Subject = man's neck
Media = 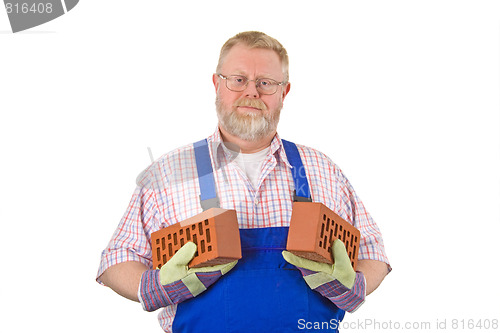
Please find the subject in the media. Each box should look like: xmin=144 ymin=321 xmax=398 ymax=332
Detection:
xmin=218 ymin=126 xmax=275 ymax=154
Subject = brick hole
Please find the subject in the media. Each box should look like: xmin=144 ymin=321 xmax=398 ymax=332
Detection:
xmin=163 ymin=254 xmax=167 ymax=263
xmin=204 ymin=219 xmax=209 ymax=225
xmin=329 ymin=229 xmax=333 ymax=246
xmin=323 ymin=236 xmax=328 ymax=249
xmin=206 ymin=228 xmax=211 ymax=243
xmin=200 ymin=240 xmax=206 ymax=253
xmin=193 ymin=234 xmax=198 ymax=246
xmin=179 ymin=229 xmax=183 ymax=235
xmin=353 ymin=245 xmax=357 ymax=259
xmin=343 ymin=229 xmax=346 ymax=241
xmin=186 ymin=228 xmax=191 ymax=240
xmin=320 ymin=222 xmax=325 ymax=238
xmin=207 ymin=245 xmax=212 ymax=252
xmin=156 ymin=248 xmax=161 ymax=262
xmin=319 ymin=240 xmax=323 ymax=247
xmin=323 ymin=214 xmax=327 ymax=221
xmin=192 ymin=224 xmax=196 ymax=230
xmin=161 ymin=238 xmax=166 ymax=250
xmin=326 ymin=218 xmax=330 ymax=231
xmin=156 ymin=239 xmax=160 ymax=245
xmin=167 ymin=234 xmax=171 ymax=240
xmin=173 ymin=233 xmax=178 ymax=245
xmin=168 ymin=243 xmax=173 ymax=257
xmin=334 ymin=223 xmax=338 ymax=237
xmin=198 ymin=222 xmax=204 ymax=235
xmin=180 ymin=238 xmax=185 ymax=247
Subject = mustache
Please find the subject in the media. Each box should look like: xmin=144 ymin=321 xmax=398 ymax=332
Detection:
xmin=233 ymin=98 xmax=267 ymax=111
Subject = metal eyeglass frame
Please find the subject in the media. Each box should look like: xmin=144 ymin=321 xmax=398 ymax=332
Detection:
xmin=217 ymin=73 xmax=286 ymax=95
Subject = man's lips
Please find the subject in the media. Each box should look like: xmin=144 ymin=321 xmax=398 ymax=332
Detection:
xmin=237 ymin=106 xmax=262 ymax=112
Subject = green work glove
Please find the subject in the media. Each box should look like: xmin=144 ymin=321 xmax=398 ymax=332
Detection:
xmin=140 ymin=242 xmax=237 ymax=311
xmin=283 ymin=239 xmax=366 ymax=312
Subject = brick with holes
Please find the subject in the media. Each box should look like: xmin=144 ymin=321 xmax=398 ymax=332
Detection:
xmin=151 ymin=208 xmax=242 ymax=269
xmin=286 ymin=202 xmax=360 ymax=270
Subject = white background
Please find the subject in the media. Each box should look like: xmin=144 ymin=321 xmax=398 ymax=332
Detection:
xmin=1 ymin=1 xmax=499 ymax=332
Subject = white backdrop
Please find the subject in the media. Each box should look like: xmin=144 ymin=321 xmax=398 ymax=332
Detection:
xmin=1 ymin=1 xmax=499 ymax=332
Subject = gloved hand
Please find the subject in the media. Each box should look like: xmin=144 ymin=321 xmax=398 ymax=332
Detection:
xmin=282 ymin=239 xmax=366 ymax=312
xmin=139 ymin=241 xmax=237 ymax=311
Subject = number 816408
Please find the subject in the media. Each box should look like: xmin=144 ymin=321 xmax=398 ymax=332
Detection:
xmin=5 ymin=2 xmax=53 ymax=14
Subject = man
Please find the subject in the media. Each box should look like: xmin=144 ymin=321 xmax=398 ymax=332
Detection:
xmin=97 ymin=31 xmax=390 ymax=332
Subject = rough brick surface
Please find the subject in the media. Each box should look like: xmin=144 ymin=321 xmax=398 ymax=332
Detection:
xmin=151 ymin=208 xmax=242 ymax=268
xmin=286 ymin=202 xmax=360 ymax=270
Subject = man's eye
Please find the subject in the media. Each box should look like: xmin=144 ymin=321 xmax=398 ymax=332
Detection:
xmin=259 ymin=79 xmax=273 ymax=87
xmin=232 ymin=76 xmax=246 ymax=84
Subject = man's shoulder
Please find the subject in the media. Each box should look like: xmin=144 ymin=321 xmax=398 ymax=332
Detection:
xmin=283 ymin=139 xmax=345 ymax=177
xmin=158 ymin=142 xmax=197 ymax=163
xmin=284 ymin=141 xmax=351 ymax=190
xmin=289 ymin=141 xmax=334 ymax=165
xmin=136 ymin=142 xmax=197 ymax=188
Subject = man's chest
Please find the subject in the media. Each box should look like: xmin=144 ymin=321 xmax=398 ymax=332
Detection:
xmin=156 ymin=160 xmax=297 ymax=229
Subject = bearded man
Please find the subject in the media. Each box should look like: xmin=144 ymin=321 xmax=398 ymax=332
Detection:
xmin=97 ymin=31 xmax=391 ymax=333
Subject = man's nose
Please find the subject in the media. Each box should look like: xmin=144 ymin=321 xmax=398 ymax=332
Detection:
xmin=244 ymin=80 xmax=260 ymax=98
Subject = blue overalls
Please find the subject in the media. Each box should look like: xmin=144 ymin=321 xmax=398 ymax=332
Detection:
xmin=172 ymin=140 xmax=345 ymax=332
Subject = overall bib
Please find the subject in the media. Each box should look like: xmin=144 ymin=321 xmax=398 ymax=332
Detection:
xmin=172 ymin=140 xmax=345 ymax=332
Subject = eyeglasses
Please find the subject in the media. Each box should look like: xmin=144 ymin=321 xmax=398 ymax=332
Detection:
xmin=217 ymin=74 xmax=286 ymax=95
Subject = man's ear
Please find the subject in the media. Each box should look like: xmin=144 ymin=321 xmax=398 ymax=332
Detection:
xmin=213 ymin=74 xmax=220 ymax=93
xmin=282 ymin=82 xmax=291 ymax=101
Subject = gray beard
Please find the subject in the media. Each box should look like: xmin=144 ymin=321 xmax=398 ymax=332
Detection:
xmin=216 ymin=97 xmax=281 ymax=142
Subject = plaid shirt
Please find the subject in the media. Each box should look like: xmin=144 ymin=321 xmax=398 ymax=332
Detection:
xmin=97 ymin=128 xmax=390 ymax=332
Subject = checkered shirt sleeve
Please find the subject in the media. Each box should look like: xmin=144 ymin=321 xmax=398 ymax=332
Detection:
xmin=96 ymin=185 xmax=160 ymax=282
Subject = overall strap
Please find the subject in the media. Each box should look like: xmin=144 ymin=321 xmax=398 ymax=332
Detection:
xmin=193 ymin=139 xmax=220 ymax=210
xmin=282 ymin=139 xmax=312 ymax=202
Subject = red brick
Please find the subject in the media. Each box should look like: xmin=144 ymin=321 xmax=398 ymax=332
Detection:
xmin=286 ymin=202 xmax=360 ymax=270
xmin=151 ymin=208 xmax=242 ymax=268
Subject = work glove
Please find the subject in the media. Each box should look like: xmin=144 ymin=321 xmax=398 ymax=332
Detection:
xmin=139 ymin=241 xmax=237 ymax=311
xmin=282 ymin=239 xmax=366 ymax=312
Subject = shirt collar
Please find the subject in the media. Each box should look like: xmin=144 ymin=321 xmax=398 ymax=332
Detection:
xmin=206 ymin=126 xmax=292 ymax=169
xmin=207 ymin=126 xmax=224 ymax=148
xmin=271 ymin=132 xmax=293 ymax=169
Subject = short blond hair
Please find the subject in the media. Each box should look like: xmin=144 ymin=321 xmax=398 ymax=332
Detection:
xmin=216 ymin=31 xmax=289 ymax=82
